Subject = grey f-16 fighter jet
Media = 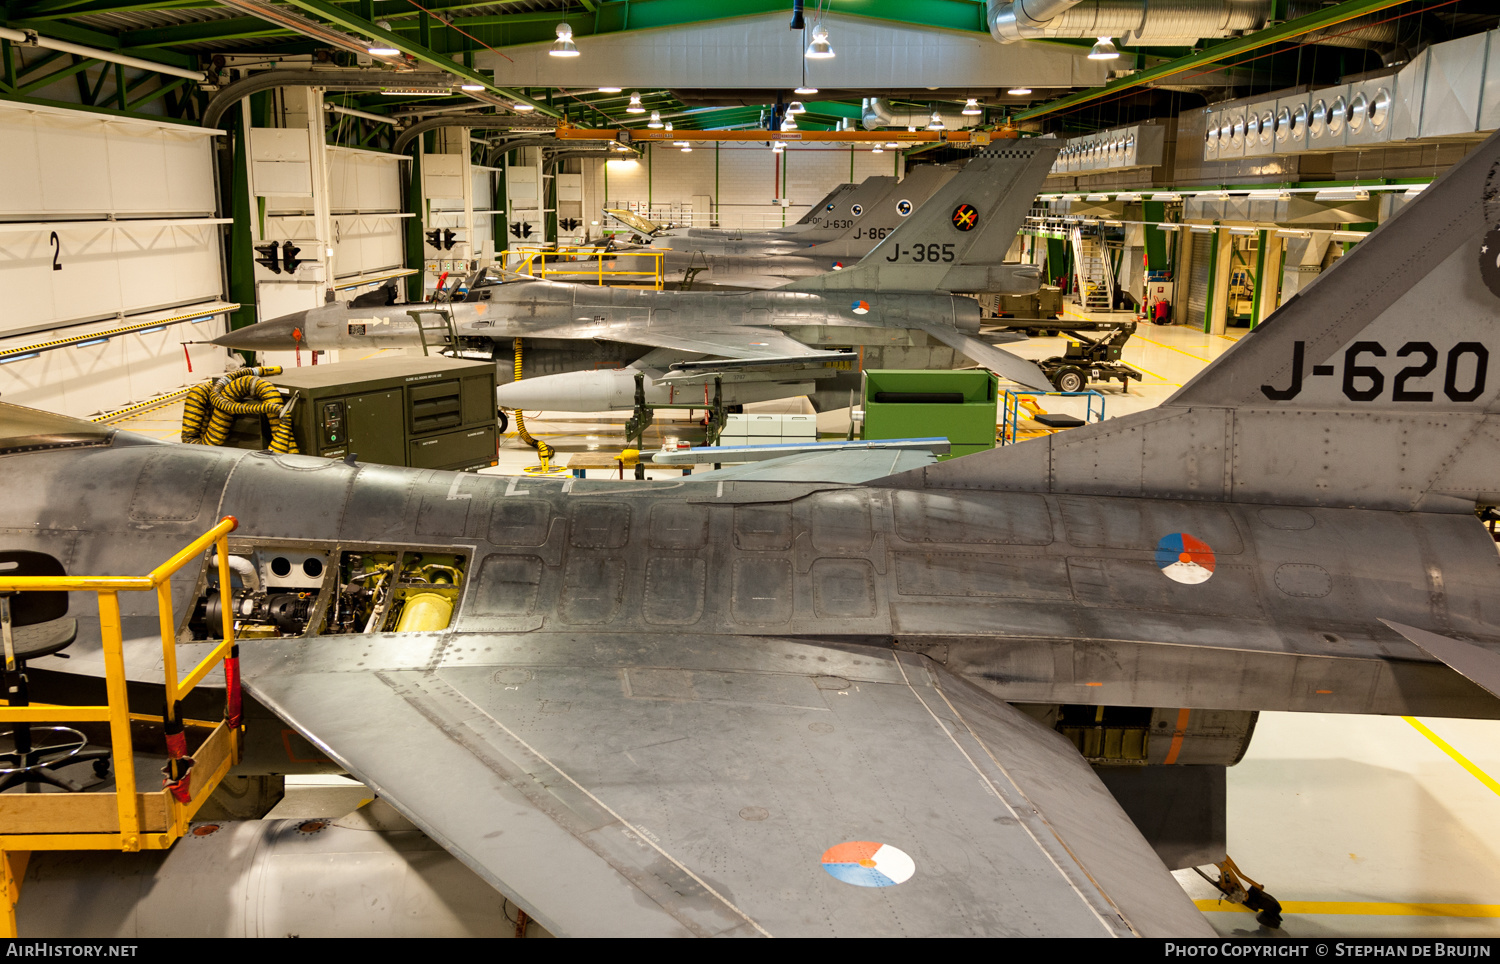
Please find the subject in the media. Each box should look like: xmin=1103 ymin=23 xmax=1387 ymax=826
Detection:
xmin=598 ymin=167 xmax=959 ymax=290
xmin=215 ymin=143 xmax=1057 ymax=411
xmin=7 ymin=127 xmax=1500 ymax=937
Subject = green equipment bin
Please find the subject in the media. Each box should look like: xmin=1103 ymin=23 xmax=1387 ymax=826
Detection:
xmin=861 ymin=369 xmax=998 ymax=460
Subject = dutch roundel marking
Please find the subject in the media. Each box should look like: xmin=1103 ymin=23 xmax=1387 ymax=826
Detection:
xmin=832 ymin=261 xmax=845 ymax=270
xmin=821 ymin=841 xmax=915 ymax=887
xmin=1481 ymin=227 xmax=1500 ymax=299
xmin=952 ymin=203 xmax=979 ymax=232
xmin=896 ymin=199 xmax=913 ymax=217
xmin=1156 ymin=533 xmax=1216 ymax=584
xmin=826 ymin=202 xmax=836 ymax=211
xmin=851 ymin=204 xmax=864 ymax=217
xmin=851 ymin=300 xmax=870 ymax=314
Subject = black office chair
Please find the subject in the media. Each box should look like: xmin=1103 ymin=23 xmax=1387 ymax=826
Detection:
xmin=0 ymin=551 xmax=111 ymax=793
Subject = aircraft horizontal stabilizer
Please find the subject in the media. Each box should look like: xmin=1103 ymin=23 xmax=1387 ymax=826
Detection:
xmin=914 ymin=322 xmax=1053 ymax=392
xmin=1381 ymin=619 xmax=1500 ymax=701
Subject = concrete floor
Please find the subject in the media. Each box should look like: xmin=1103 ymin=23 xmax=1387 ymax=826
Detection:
xmin=102 ymin=314 xmax=1500 ymax=938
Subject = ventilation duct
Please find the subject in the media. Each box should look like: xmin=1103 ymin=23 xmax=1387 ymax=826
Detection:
xmin=1052 ymin=122 xmax=1166 ymax=174
xmin=987 ymin=0 xmax=1267 ymax=46
xmin=860 ymin=98 xmax=977 ymax=131
xmin=986 ymin=0 xmax=1395 ymax=52
xmin=1201 ymin=26 xmax=1500 ymax=163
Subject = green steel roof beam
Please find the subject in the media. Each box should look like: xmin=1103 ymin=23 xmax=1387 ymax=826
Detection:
xmin=14 ymin=0 xmax=207 ymax=21
xmin=17 ymin=53 xmax=98 ymax=95
xmin=275 ymin=0 xmax=562 ymax=117
xmin=1014 ymin=0 xmax=1414 ymax=122
xmin=122 ymin=17 xmax=293 ymax=48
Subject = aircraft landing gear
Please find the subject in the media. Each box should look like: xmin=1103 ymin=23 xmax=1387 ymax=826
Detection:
xmin=1196 ymin=857 xmax=1283 ymax=929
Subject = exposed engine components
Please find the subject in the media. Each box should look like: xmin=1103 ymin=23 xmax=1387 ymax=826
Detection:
xmin=180 ymin=366 xmax=299 ymax=453
xmin=1018 ymin=704 xmax=1259 ymax=766
xmin=189 ymin=546 xmax=467 ymax=640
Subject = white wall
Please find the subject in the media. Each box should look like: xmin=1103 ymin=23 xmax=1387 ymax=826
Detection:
xmin=585 ymin=142 xmax=902 ymax=231
xmin=264 ymin=146 xmax=407 ymax=282
xmin=0 ymin=102 xmax=233 ymax=417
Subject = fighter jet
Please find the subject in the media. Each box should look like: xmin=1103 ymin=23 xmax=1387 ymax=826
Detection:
xmin=7 ymin=128 xmax=1500 ymax=937
xmin=652 ymin=177 xmax=872 ymax=242
xmin=589 ymin=167 xmax=956 ymax=290
xmin=612 ymin=174 xmax=899 ymax=248
xmin=214 ymin=145 xmax=1055 ymax=413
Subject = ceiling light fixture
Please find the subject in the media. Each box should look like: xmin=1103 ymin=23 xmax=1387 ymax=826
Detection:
xmin=789 ymin=101 xmax=806 ymax=114
xmin=805 ymin=23 xmax=834 ymax=60
xmin=368 ymin=19 xmax=399 ymax=56
xmin=648 ymin=110 xmax=663 ymax=128
xmin=665 ymin=121 xmax=673 ymax=131
xmin=1088 ymin=36 xmax=1119 ymax=60
xmin=782 ymin=113 xmax=798 ymax=131
xmin=626 ymin=92 xmax=645 ymax=113
xmin=598 ymin=86 xmax=622 ymax=93
xmin=1007 ymin=86 xmax=1032 ymax=96
xmin=871 ymin=145 xmax=883 ymax=153
xmin=459 ymin=83 xmax=485 ymax=92
xmin=926 ymin=111 xmax=945 ymax=131
xmin=772 ymin=141 xmax=785 ymax=153
xmin=1314 ymin=187 xmax=1370 ymax=202
xmin=512 ymin=101 xmax=534 ymax=112
xmin=962 ymin=98 xmax=982 ymax=116
xmin=550 ymin=22 xmax=579 ymax=57
xmin=795 ymin=86 xmax=818 ymax=95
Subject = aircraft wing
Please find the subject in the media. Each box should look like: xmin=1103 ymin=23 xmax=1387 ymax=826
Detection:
xmin=241 ymin=634 xmax=1213 ymax=937
xmin=677 ymin=447 xmax=940 ymax=484
xmin=687 ymin=274 xmax=796 ymax=290
xmin=582 ymin=326 xmax=827 ymax=362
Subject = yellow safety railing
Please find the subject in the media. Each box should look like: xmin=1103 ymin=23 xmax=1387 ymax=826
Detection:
xmin=502 ymin=246 xmax=664 ymax=289
xmin=0 ymin=516 xmax=242 ymax=936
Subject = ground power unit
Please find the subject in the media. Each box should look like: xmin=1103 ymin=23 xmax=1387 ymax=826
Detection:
xmin=266 ymin=355 xmax=498 ymax=471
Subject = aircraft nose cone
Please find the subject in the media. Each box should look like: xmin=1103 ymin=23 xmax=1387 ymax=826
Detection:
xmin=211 ymin=312 xmax=311 ymax=351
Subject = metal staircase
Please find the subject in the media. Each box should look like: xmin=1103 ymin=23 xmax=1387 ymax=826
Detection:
xmin=1070 ymin=226 xmax=1115 ymax=312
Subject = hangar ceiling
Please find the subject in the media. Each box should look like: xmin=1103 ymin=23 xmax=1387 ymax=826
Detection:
xmin=0 ymin=1 xmax=1498 ymax=142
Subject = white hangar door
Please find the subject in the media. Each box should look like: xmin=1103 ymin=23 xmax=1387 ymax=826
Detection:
xmin=0 ymin=102 xmax=231 ymax=418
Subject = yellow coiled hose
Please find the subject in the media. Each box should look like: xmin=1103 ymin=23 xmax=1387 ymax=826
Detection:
xmin=510 ymin=337 xmax=551 ymax=460
xmin=180 ymin=367 xmax=298 ymax=453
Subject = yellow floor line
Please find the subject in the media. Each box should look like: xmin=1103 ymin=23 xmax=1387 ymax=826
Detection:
xmin=1404 ymin=717 xmax=1500 ymax=797
xmin=1132 ymin=333 xmax=1215 ymax=364
xmin=1118 ymin=358 xmax=1180 ymax=387
xmin=1196 ymin=900 xmax=1500 ymax=918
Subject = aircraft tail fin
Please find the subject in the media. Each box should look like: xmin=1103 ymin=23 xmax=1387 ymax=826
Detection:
xmin=883 ymin=128 xmax=1500 ymax=512
xmin=785 ymin=141 xmax=1060 ymax=295
xmin=794 ymin=183 xmax=857 ymax=227
xmin=796 ymin=177 xmax=895 ymax=240
xmin=810 ymin=166 xmax=958 ymax=256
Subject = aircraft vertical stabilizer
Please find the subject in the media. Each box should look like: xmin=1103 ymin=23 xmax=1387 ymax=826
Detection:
xmin=784 ymin=141 xmax=1060 ymax=294
xmin=808 ymin=165 xmax=958 ymax=258
xmin=882 ymin=128 xmax=1500 ymax=512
